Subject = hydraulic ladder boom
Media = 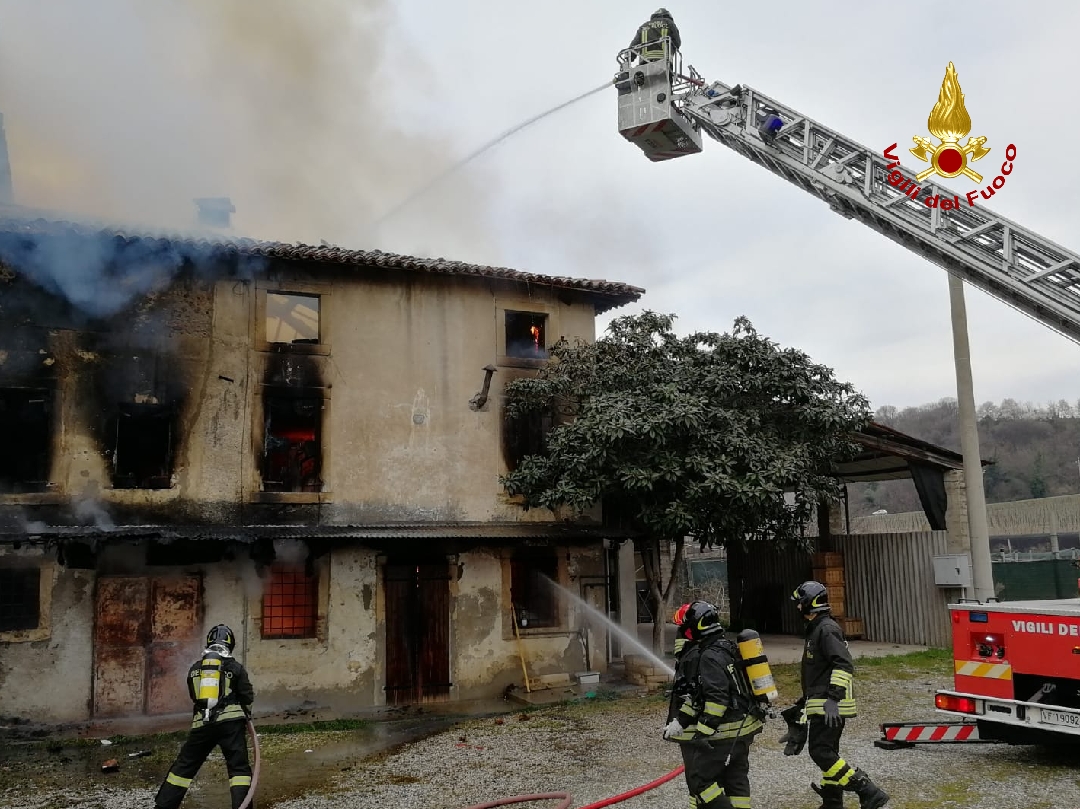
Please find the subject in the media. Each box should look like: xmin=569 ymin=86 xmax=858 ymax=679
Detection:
xmin=614 ymin=52 xmax=1080 ymax=344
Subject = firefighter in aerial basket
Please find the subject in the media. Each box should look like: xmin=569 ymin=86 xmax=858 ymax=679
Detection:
xmin=663 ymin=601 xmax=764 ymax=809
xmin=786 ymin=581 xmax=890 ymax=809
xmin=155 ymin=624 xmax=255 ymax=809
xmin=629 ymin=7 xmax=682 ymax=64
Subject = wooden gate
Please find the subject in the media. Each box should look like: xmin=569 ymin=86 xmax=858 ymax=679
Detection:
xmin=93 ymin=576 xmax=202 ymax=717
xmin=384 ymin=562 xmax=451 ymax=705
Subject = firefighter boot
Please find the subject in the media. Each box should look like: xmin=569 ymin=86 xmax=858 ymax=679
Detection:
xmin=811 ymin=782 xmax=844 ymax=809
xmin=845 ymin=768 xmax=890 ymax=809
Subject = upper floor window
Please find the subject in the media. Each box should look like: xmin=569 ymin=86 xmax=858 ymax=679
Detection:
xmin=0 ymin=388 xmax=52 ymax=493
xmin=261 ymin=394 xmax=323 ymax=492
xmin=505 ymin=311 xmax=548 ymax=360
xmin=503 ymin=404 xmax=554 ymax=473
xmin=266 ymin=293 xmax=321 ymax=346
xmin=109 ymin=403 xmax=176 ymax=489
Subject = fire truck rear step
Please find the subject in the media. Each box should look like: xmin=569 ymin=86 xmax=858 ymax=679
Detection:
xmin=875 ymin=720 xmax=1000 ymax=749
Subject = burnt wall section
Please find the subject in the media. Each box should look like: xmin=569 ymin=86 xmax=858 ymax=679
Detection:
xmin=0 ymin=267 xmax=62 ymax=494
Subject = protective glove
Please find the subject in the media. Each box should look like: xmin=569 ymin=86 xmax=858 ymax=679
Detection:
xmin=663 ymin=718 xmax=685 ymax=739
xmin=778 ymin=721 xmax=807 ymax=756
xmin=823 ymin=698 xmax=842 ymax=727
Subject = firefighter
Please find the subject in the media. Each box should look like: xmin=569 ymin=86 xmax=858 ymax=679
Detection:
xmin=629 ymin=8 xmax=682 ymax=64
xmin=663 ymin=601 xmax=763 ymax=809
xmin=790 ymin=581 xmax=890 ymax=809
xmin=154 ymin=624 xmax=255 ymax=809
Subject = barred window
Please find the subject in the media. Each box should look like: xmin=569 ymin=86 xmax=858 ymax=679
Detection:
xmin=0 ymin=568 xmax=41 ymax=632
xmin=261 ymin=565 xmax=318 ymax=639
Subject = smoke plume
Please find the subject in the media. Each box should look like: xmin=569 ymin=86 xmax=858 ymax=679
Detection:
xmin=0 ymin=1 xmax=499 ymax=261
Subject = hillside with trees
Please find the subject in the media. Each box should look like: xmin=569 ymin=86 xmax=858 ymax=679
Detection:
xmin=850 ymin=398 xmax=1080 ymax=517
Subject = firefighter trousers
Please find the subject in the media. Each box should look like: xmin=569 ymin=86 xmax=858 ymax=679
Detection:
xmin=154 ymin=718 xmax=253 ymax=809
xmin=679 ymin=738 xmax=752 ymax=808
xmin=806 ymin=716 xmax=856 ymax=790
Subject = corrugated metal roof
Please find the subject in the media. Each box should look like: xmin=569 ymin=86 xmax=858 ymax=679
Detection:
xmin=0 ymin=522 xmax=635 ymax=543
xmin=0 ymin=212 xmax=645 ymax=312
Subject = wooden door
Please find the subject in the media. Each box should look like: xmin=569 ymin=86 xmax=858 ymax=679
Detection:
xmin=93 ymin=575 xmax=202 ymax=717
xmin=384 ymin=562 xmax=451 ymax=705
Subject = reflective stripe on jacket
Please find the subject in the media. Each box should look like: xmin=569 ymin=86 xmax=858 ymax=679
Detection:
xmin=667 ymin=634 xmax=763 ymax=743
xmin=800 ymin=614 xmax=857 ymax=717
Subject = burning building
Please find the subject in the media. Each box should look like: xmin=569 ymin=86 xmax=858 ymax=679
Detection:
xmin=0 ymin=197 xmax=645 ymax=727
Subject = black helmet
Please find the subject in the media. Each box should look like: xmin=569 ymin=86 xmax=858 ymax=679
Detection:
xmin=792 ymin=581 xmax=830 ymax=616
xmin=206 ymin=623 xmax=235 ymax=653
xmin=652 ymin=7 xmax=673 ymax=19
xmin=676 ymin=600 xmax=724 ymax=641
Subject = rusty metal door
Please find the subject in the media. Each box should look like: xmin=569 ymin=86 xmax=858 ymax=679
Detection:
xmin=383 ymin=562 xmax=451 ymax=705
xmin=93 ymin=575 xmax=202 ymax=717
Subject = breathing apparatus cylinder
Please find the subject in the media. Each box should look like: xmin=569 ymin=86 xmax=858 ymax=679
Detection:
xmin=735 ymin=629 xmax=778 ymax=705
xmin=196 ymin=652 xmax=224 ymax=721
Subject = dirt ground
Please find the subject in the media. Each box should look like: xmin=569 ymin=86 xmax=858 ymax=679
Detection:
xmin=2 ymin=649 xmax=1078 ymax=809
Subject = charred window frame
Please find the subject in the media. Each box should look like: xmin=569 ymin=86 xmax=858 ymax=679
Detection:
xmin=510 ymin=550 xmax=559 ymax=630
xmin=261 ymin=563 xmax=319 ymax=639
xmin=0 ymin=387 xmax=52 ymax=493
xmin=504 ymin=311 xmax=549 ymax=360
xmin=502 ymin=402 xmax=555 ymax=473
xmin=266 ymin=292 xmax=321 ymax=346
xmin=108 ymin=403 xmax=176 ymax=489
xmin=0 ymin=568 xmax=41 ymax=633
xmin=261 ymin=391 xmax=324 ymax=493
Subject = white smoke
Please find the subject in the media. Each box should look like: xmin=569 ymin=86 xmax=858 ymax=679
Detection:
xmin=0 ymin=0 xmax=499 ymax=261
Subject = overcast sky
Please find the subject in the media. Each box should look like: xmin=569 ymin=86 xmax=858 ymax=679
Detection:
xmin=1 ymin=1 xmax=1077 ymax=413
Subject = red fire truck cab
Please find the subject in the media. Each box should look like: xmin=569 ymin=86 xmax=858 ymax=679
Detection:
xmin=935 ymin=599 xmax=1080 ymax=744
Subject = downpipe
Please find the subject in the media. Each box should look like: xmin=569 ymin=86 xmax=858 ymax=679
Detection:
xmin=237 ymin=719 xmax=262 ymax=809
xmin=459 ymin=765 xmax=685 ymax=809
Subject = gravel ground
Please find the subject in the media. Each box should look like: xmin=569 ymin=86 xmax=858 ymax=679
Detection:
xmin=4 ymin=652 xmax=1079 ymax=809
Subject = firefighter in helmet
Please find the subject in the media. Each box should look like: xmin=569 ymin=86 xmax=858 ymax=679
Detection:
xmin=629 ymin=8 xmax=682 ymax=64
xmin=788 ymin=581 xmax=890 ymax=809
xmin=663 ymin=601 xmax=763 ymax=809
xmin=155 ymin=624 xmax=255 ymax=809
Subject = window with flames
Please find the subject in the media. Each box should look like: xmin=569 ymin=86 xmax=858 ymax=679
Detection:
xmin=261 ymin=564 xmax=319 ymax=639
xmin=505 ymin=311 xmax=549 ymax=360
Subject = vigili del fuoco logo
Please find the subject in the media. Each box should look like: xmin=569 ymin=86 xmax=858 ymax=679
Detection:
xmin=882 ymin=61 xmax=1016 ymax=210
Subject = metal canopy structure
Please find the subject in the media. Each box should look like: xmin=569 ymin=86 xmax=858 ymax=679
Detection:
xmin=837 ymin=422 xmax=989 ymax=483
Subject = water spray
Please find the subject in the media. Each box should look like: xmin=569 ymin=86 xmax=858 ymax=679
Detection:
xmin=370 ymin=80 xmax=613 ymax=228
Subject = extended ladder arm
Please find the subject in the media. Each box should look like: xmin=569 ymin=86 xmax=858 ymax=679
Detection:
xmin=675 ymin=79 xmax=1080 ymax=345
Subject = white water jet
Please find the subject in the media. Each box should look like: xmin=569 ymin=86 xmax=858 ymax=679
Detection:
xmin=545 ymin=577 xmax=676 ymax=678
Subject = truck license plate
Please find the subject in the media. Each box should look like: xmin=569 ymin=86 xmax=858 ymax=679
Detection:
xmin=1040 ymin=708 xmax=1080 ymax=729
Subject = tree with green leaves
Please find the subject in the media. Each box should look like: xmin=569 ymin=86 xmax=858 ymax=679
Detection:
xmin=500 ymin=311 xmax=872 ymax=654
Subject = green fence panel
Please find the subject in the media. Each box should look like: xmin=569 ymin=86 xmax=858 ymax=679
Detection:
xmin=993 ymin=559 xmax=1078 ymax=601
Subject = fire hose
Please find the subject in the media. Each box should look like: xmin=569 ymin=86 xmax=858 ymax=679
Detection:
xmin=237 ymin=719 xmax=262 ymax=809
xmin=459 ymin=765 xmax=685 ymax=809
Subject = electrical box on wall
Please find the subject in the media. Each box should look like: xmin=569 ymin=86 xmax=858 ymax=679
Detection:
xmin=932 ymin=554 xmax=973 ymax=588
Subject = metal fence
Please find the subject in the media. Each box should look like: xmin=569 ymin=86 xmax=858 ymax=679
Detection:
xmin=993 ymin=558 xmax=1080 ymax=600
xmin=833 ymin=532 xmax=957 ymax=648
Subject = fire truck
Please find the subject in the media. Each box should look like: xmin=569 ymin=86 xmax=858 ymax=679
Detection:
xmin=612 ymin=42 xmax=1080 ymax=745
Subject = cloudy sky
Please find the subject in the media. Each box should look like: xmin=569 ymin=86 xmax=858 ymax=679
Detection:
xmin=1 ymin=1 xmax=1077 ymax=412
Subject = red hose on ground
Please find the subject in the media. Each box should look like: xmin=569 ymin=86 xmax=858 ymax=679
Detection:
xmin=459 ymin=765 xmax=685 ymax=809
xmin=237 ymin=719 xmax=261 ymax=809
xmin=577 ymin=765 xmax=685 ymax=809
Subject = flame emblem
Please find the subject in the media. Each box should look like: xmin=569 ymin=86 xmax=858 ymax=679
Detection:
xmin=910 ymin=62 xmax=990 ymax=183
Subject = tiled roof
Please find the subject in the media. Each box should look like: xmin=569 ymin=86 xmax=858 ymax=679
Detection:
xmin=0 ymin=211 xmax=645 ymax=312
